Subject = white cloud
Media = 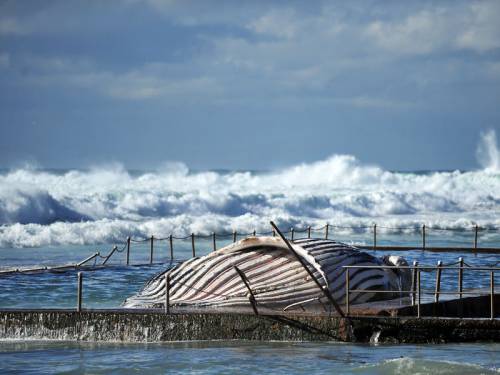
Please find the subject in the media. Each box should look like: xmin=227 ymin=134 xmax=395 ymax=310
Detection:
xmin=19 ymin=57 xmax=222 ymax=101
xmin=365 ymin=10 xmax=449 ymax=55
xmin=365 ymin=2 xmax=500 ymax=55
xmin=455 ymin=2 xmax=500 ymax=52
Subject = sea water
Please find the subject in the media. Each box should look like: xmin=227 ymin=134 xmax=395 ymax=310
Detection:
xmin=0 ymin=141 xmax=499 ymax=373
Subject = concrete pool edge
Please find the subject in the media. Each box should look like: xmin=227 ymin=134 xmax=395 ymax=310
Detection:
xmin=0 ymin=309 xmax=499 ymax=344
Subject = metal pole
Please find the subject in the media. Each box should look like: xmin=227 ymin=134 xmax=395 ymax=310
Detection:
xmin=325 ymin=223 xmax=329 ymax=239
xmin=126 ymin=237 xmax=131 ymax=266
xmin=458 ymin=257 xmax=463 ymax=299
xmin=270 ymin=221 xmax=345 ymax=317
xmin=474 ymin=225 xmax=478 ymax=251
xmin=291 ymin=228 xmax=294 ymax=241
xmin=165 ymin=273 xmax=170 ymax=314
xmin=307 ymin=226 xmax=311 ymax=239
xmin=345 ymin=269 xmax=350 ymax=316
xmin=102 ymin=245 xmax=118 ymax=266
xmin=411 ymin=261 xmax=418 ymax=306
xmin=77 ymin=272 xmax=83 ymax=312
xmin=169 ymin=234 xmax=173 ymax=260
xmin=435 ymin=260 xmax=442 ymax=303
xmin=191 ymin=233 xmax=196 ymax=257
xmin=150 ymin=235 xmax=154 ymax=264
xmin=233 ymin=266 xmax=258 ymax=316
xmin=491 ymin=271 xmax=495 ymax=320
xmin=417 ymin=270 xmax=421 ymax=318
xmin=212 ymin=232 xmax=216 ymax=252
xmin=373 ymin=224 xmax=377 ymax=249
xmin=422 ymin=225 xmax=426 ymax=250
xmin=233 ymin=231 xmax=237 ymax=243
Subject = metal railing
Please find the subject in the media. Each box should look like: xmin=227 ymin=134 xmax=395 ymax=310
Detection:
xmin=343 ymin=264 xmax=498 ymax=320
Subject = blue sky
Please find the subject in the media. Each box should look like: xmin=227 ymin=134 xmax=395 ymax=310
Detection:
xmin=0 ymin=0 xmax=499 ymax=171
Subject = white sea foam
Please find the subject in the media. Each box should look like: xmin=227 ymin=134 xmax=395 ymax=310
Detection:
xmin=0 ymin=132 xmax=499 ymax=247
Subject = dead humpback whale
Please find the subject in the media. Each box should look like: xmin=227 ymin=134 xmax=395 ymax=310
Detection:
xmin=123 ymin=237 xmax=411 ymax=312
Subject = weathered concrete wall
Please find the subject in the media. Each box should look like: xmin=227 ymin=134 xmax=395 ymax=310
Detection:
xmin=0 ymin=310 xmax=499 ymax=344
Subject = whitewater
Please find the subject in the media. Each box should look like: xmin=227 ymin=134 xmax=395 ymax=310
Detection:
xmin=0 ymin=130 xmax=499 ymax=248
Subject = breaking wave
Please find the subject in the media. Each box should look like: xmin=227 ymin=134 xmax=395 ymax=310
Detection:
xmin=0 ymin=130 xmax=499 ymax=247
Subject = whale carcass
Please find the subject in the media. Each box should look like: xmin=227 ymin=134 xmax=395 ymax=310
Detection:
xmin=123 ymin=237 xmax=411 ymax=312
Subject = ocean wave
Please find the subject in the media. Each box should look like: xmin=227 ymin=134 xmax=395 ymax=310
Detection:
xmin=0 ymin=130 xmax=499 ymax=247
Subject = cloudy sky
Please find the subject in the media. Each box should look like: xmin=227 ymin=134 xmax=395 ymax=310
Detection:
xmin=0 ymin=0 xmax=499 ymax=171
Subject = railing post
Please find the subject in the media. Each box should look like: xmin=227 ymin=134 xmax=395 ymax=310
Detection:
xmin=77 ymin=272 xmax=83 ymax=312
xmin=474 ymin=225 xmax=479 ymax=251
xmin=417 ymin=269 xmax=421 ymax=318
xmin=165 ymin=273 xmax=170 ymax=314
xmin=169 ymin=234 xmax=173 ymax=260
xmin=191 ymin=233 xmax=196 ymax=257
xmin=373 ymin=224 xmax=377 ymax=249
xmin=458 ymin=257 xmax=463 ymax=299
xmin=307 ymin=226 xmax=311 ymax=239
xmin=422 ymin=225 xmax=426 ymax=250
xmin=411 ymin=261 xmax=418 ymax=306
xmin=491 ymin=271 xmax=495 ymax=320
xmin=435 ymin=260 xmax=442 ymax=303
xmin=212 ymin=232 xmax=216 ymax=252
xmin=233 ymin=231 xmax=237 ymax=243
xmin=126 ymin=236 xmax=131 ymax=266
xmin=325 ymin=223 xmax=329 ymax=239
xmin=345 ymin=269 xmax=350 ymax=316
xmin=291 ymin=228 xmax=294 ymax=241
xmin=150 ymin=235 xmax=154 ymax=264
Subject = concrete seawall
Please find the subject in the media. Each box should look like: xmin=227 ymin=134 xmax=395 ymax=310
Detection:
xmin=1 ymin=310 xmax=499 ymax=344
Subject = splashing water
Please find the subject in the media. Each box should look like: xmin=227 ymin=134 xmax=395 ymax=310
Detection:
xmin=477 ymin=129 xmax=500 ymax=173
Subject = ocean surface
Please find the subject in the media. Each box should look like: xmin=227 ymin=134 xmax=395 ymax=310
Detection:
xmin=0 ymin=140 xmax=499 ymax=373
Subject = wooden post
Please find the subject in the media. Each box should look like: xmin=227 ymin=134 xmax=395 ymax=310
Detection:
xmin=417 ymin=270 xmax=421 ymax=318
xmin=126 ymin=236 xmax=131 ymax=266
xmin=458 ymin=257 xmax=463 ymax=299
xmin=191 ymin=233 xmax=196 ymax=257
xmin=212 ymin=232 xmax=216 ymax=252
xmin=373 ymin=224 xmax=377 ymax=249
xmin=474 ymin=225 xmax=479 ymax=251
xmin=307 ymin=226 xmax=311 ymax=239
xmin=345 ymin=269 xmax=350 ymax=316
xmin=491 ymin=271 xmax=495 ymax=320
xmin=233 ymin=231 xmax=237 ymax=243
xmin=325 ymin=223 xmax=329 ymax=239
xmin=411 ymin=261 xmax=418 ymax=306
xmin=291 ymin=228 xmax=294 ymax=241
xmin=165 ymin=273 xmax=170 ymax=314
xmin=422 ymin=225 xmax=426 ymax=250
xmin=435 ymin=260 xmax=442 ymax=303
xmin=169 ymin=234 xmax=173 ymax=260
xmin=150 ymin=235 xmax=154 ymax=264
xmin=77 ymin=272 xmax=83 ymax=312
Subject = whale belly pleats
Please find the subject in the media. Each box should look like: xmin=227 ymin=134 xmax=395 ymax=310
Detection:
xmin=123 ymin=237 xmax=405 ymax=310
